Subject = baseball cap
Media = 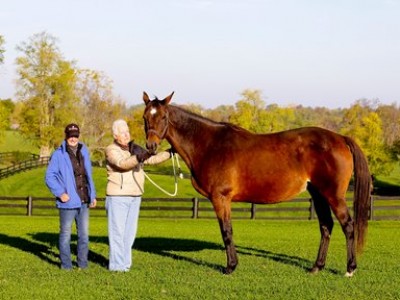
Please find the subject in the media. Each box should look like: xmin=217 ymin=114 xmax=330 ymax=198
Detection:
xmin=65 ymin=123 xmax=80 ymax=138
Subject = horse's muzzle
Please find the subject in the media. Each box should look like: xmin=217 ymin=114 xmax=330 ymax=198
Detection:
xmin=146 ymin=140 xmax=158 ymax=155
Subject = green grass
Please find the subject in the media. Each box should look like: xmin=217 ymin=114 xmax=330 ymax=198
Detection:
xmin=0 ymin=130 xmax=38 ymax=153
xmin=0 ymin=216 xmax=399 ymax=300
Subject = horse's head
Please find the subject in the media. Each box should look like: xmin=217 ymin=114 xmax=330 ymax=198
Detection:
xmin=142 ymin=91 xmax=174 ymax=154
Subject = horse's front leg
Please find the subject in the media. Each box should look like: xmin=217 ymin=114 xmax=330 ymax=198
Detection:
xmin=217 ymin=217 xmax=237 ymax=274
xmin=213 ymin=198 xmax=238 ymax=274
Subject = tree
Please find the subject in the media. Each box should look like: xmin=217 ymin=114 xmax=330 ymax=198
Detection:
xmin=126 ymin=105 xmax=147 ymax=145
xmin=0 ymin=101 xmax=10 ymax=142
xmin=261 ymin=104 xmax=296 ymax=133
xmin=229 ymin=89 xmax=266 ymax=132
xmin=15 ymin=32 xmax=78 ymax=157
xmin=205 ymin=105 xmax=235 ymax=123
xmin=0 ymin=36 xmax=6 ymax=143
xmin=180 ymin=103 xmax=206 ymax=116
xmin=340 ymin=101 xmax=393 ymax=175
xmin=75 ymin=69 xmax=125 ymax=163
xmin=0 ymin=35 xmax=5 ymax=64
xmin=376 ymin=104 xmax=400 ymax=146
xmin=0 ymin=99 xmax=14 ymax=130
xmin=340 ymin=101 xmax=371 ymax=144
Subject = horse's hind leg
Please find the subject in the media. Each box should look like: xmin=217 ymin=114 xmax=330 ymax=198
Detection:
xmin=308 ymin=183 xmax=334 ymax=274
xmin=329 ymin=201 xmax=356 ymax=277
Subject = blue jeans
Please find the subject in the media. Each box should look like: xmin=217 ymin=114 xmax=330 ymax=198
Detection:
xmin=106 ymin=196 xmax=141 ymax=271
xmin=59 ymin=204 xmax=89 ymax=269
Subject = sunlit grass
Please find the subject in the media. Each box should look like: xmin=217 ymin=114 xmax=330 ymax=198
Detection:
xmin=0 ymin=216 xmax=399 ymax=300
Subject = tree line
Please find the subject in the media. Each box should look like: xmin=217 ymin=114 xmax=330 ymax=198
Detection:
xmin=1 ymin=32 xmax=400 ymax=176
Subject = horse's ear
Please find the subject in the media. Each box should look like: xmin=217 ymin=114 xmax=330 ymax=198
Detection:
xmin=143 ymin=92 xmax=151 ymax=105
xmin=162 ymin=91 xmax=174 ymax=105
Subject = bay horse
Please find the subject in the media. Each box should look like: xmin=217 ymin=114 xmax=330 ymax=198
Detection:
xmin=142 ymin=92 xmax=371 ymax=277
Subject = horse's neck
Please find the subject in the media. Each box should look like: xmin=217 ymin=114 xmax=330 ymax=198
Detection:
xmin=167 ymin=107 xmax=219 ymax=169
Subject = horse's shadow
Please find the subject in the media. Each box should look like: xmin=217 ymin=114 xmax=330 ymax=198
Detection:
xmin=131 ymin=237 xmax=339 ymax=275
xmin=235 ymin=245 xmax=339 ymax=275
xmin=0 ymin=232 xmax=339 ymax=274
xmin=134 ymin=237 xmax=225 ymax=272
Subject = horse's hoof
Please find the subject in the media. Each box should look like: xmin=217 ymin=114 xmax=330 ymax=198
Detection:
xmin=223 ymin=265 xmax=236 ymax=275
xmin=345 ymin=270 xmax=355 ymax=278
xmin=309 ymin=266 xmax=321 ymax=274
xmin=223 ymin=268 xmax=233 ymax=275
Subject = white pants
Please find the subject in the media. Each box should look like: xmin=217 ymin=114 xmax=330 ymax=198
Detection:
xmin=105 ymin=196 xmax=141 ymax=271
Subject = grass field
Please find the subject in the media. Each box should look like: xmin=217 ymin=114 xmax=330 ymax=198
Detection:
xmin=0 ymin=216 xmax=399 ymax=300
xmin=0 ymin=130 xmax=38 ymax=154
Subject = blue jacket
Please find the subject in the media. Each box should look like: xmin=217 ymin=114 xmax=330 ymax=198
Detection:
xmin=45 ymin=140 xmax=96 ymax=209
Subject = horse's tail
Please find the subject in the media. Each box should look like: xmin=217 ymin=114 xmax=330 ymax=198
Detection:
xmin=344 ymin=136 xmax=372 ymax=253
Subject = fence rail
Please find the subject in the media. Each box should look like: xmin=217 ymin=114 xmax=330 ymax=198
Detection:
xmin=0 ymin=157 xmax=50 ymax=180
xmin=0 ymin=196 xmax=399 ymax=220
xmin=0 ymin=152 xmax=40 ymax=160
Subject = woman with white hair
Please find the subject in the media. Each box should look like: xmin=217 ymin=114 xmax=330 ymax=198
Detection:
xmin=105 ymin=119 xmax=171 ymax=272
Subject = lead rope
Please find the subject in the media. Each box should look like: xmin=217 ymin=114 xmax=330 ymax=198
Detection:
xmin=143 ymin=153 xmax=182 ymax=197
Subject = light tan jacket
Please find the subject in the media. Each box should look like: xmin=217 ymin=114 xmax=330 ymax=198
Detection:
xmin=105 ymin=142 xmax=171 ymax=196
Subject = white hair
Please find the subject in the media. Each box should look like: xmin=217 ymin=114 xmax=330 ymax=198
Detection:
xmin=112 ymin=119 xmax=129 ymax=137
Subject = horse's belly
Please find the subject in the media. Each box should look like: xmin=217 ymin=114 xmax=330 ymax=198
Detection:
xmin=233 ymin=177 xmax=309 ymax=204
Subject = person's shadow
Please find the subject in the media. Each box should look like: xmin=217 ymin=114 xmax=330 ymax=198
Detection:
xmin=0 ymin=232 xmax=108 ymax=268
xmin=0 ymin=233 xmax=59 ymax=267
xmin=31 ymin=232 xmax=109 ymax=268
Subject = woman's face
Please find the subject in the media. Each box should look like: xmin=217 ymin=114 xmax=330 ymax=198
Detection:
xmin=115 ymin=125 xmax=131 ymax=146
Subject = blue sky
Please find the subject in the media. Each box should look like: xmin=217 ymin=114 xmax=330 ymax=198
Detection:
xmin=1 ymin=0 xmax=399 ymax=108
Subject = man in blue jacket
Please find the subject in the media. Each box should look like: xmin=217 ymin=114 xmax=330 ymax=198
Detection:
xmin=45 ymin=123 xmax=97 ymax=270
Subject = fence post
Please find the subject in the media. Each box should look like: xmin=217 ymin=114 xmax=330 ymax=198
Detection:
xmin=192 ymin=197 xmax=199 ymax=219
xmin=27 ymin=196 xmax=33 ymax=216
xmin=369 ymin=195 xmax=374 ymax=220
xmin=308 ymin=198 xmax=315 ymax=220
xmin=251 ymin=203 xmax=256 ymax=219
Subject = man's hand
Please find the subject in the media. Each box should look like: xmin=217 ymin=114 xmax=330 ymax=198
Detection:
xmin=60 ymin=193 xmax=70 ymax=203
xmin=89 ymin=198 xmax=97 ymax=208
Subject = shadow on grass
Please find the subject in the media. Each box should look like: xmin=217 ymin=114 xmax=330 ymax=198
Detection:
xmin=31 ymin=232 xmax=109 ymax=268
xmin=133 ymin=237 xmax=340 ymax=275
xmin=0 ymin=233 xmax=59 ymax=267
xmin=0 ymin=232 xmax=340 ymax=275
xmin=236 ymin=245 xmax=340 ymax=275
xmin=134 ymin=237 xmax=225 ymax=272
xmin=0 ymin=232 xmax=108 ymax=268
xmin=372 ymin=178 xmax=400 ymax=196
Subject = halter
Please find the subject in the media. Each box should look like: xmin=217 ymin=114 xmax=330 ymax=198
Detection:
xmin=147 ymin=128 xmax=167 ymax=140
xmin=145 ymin=110 xmax=170 ymax=140
xmin=144 ymin=107 xmax=181 ymax=196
